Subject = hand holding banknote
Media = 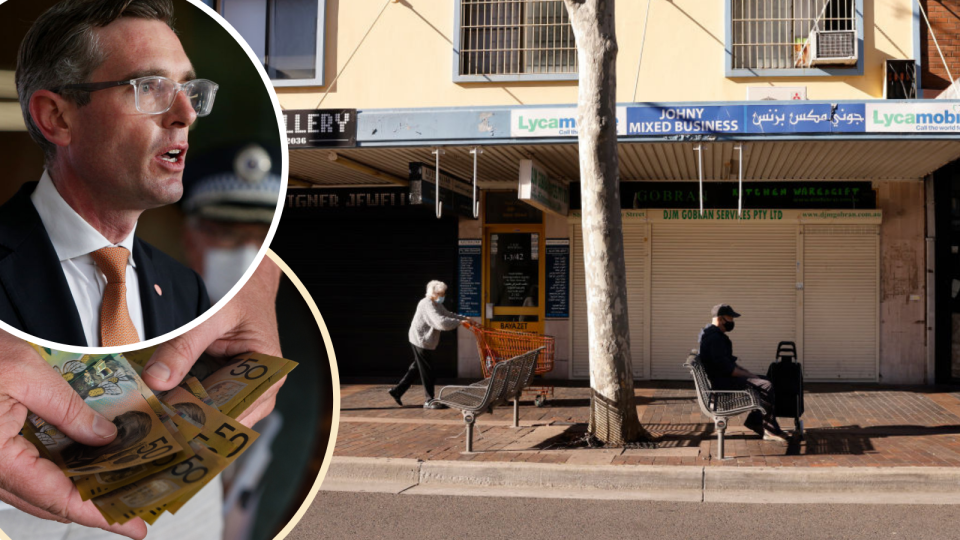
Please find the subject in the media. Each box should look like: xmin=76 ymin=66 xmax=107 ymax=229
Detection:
xmin=142 ymin=257 xmax=284 ymax=428
xmin=0 ymin=329 xmax=147 ymax=540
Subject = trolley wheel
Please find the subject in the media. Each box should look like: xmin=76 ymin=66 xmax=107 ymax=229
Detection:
xmin=534 ymin=395 xmax=546 ymax=408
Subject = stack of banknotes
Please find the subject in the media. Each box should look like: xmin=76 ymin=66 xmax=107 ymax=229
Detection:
xmin=20 ymin=345 xmax=298 ymax=526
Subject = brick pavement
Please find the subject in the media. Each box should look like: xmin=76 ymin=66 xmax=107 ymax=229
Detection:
xmin=335 ymin=382 xmax=960 ymax=467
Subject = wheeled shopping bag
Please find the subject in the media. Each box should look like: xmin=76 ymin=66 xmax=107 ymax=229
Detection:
xmin=766 ymin=340 xmax=804 ymax=438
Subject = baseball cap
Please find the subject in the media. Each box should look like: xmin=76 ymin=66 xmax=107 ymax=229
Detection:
xmin=711 ymin=304 xmax=741 ymax=318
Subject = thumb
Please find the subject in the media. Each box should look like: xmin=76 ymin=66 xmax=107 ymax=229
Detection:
xmin=10 ymin=355 xmax=118 ymax=447
xmin=141 ymin=310 xmax=234 ymax=391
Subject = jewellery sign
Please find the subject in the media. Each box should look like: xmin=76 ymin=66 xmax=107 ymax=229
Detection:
xmin=518 ymin=159 xmax=569 ymax=216
xmin=283 ymin=109 xmax=357 ymax=148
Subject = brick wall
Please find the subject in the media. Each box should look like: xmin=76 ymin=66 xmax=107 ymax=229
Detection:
xmin=922 ymin=1 xmax=960 ymax=91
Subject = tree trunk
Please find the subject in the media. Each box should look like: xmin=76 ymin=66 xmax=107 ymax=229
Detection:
xmin=563 ymin=0 xmax=644 ymax=445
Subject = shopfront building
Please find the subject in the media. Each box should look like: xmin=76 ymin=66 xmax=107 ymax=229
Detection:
xmin=205 ymin=0 xmax=960 ymax=385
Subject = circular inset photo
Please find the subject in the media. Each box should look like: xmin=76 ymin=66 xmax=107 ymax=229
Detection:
xmin=0 ymin=250 xmax=338 ymax=540
xmin=0 ymin=0 xmax=287 ymax=351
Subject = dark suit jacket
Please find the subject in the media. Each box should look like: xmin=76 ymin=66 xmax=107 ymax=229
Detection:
xmin=0 ymin=182 xmax=211 ymax=346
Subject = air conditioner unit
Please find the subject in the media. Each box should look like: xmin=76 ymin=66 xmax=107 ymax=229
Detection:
xmin=807 ymin=29 xmax=857 ymax=66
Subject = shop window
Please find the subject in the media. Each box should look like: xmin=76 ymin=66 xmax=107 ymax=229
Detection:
xmin=455 ymin=0 xmax=577 ymax=82
xmin=220 ymin=0 xmax=325 ymax=86
xmin=728 ymin=0 xmax=860 ymax=76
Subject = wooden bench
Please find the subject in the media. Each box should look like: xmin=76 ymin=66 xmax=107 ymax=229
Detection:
xmin=436 ymin=347 xmax=543 ymax=452
xmin=684 ymin=350 xmax=766 ymax=460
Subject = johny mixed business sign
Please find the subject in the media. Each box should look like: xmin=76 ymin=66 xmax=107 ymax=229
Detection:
xmin=510 ymin=102 xmax=960 ymax=137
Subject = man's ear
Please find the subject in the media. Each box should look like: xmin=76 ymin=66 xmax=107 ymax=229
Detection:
xmin=28 ymin=89 xmax=74 ymax=148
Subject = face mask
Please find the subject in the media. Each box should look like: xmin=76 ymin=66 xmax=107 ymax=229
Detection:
xmin=435 ymin=296 xmax=445 ymax=304
xmin=203 ymin=244 xmax=260 ymax=303
xmin=723 ymin=320 xmax=735 ymax=332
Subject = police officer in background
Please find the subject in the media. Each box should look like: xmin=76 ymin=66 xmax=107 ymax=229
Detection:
xmin=698 ymin=304 xmax=790 ymax=442
xmin=181 ymin=143 xmax=282 ymax=303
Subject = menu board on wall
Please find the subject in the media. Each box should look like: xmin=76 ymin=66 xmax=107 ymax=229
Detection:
xmin=545 ymin=239 xmax=570 ymax=319
xmin=458 ymin=239 xmax=482 ymax=317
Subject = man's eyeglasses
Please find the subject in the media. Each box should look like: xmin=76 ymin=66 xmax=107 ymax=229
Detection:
xmin=51 ymin=76 xmax=219 ymax=117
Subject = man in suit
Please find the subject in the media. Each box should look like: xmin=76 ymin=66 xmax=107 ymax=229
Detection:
xmin=0 ymin=0 xmax=216 ymax=347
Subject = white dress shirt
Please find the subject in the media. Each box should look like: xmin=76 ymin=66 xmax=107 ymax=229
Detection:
xmin=30 ymin=171 xmax=145 ymax=347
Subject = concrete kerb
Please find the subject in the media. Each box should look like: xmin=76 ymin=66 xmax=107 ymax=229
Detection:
xmin=321 ymin=457 xmax=960 ymax=503
xmin=703 ymin=467 xmax=960 ymax=504
xmin=319 ymin=457 xmax=421 ymax=494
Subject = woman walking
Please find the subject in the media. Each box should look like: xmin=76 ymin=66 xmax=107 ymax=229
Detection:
xmin=389 ymin=280 xmax=473 ymax=409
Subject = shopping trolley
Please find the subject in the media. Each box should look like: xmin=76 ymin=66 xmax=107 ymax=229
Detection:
xmin=468 ymin=325 xmax=556 ymax=406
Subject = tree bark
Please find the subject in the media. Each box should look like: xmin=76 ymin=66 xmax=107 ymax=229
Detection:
xmin=562 ymin=0 xmax=644 ymax=445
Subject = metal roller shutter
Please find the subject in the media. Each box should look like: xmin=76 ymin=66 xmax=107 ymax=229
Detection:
xmin=271 ymin=212 xmax=460 ymax=379
xmin=802 ymin=225 xmax=879 ymax=381
xmin=650 ymin=223 xmax=797 ymax=379
xmin=571 ymin=221 xmax=647 ymax=379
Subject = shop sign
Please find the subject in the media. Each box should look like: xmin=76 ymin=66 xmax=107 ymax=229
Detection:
xmin=491 ymin=321 xmax=536 ymax=331
xmin=568 ymin=208 xmax=882 ymax=224
xmin=745 ymin=103 xmax=865 ymax=133
xmin=485 ymin=192 xmax=543 ymax=224
xmin=510 ymin=107 xmax=628 ymax=137
xmin=865 ymin=103 xmax=960 ymax=133
xmin=284 ymin=187 xmax=411 ymax=213
xmin=652 ymin=208 xmax=882 ymax=224
xmin=458 ymin=240 xmax=482 ymax=317
xmin=569 ymin=181 xmax=876 ymax=210
xmin=545 ymin=239 xmax=570 ymax=319
xmin=408 ymin=162 xmax=478 ymax=219
xmin=626 ymin=106 xmax=743 ymax=135
xmin=518 ymin=159 xmax=570 ymax=216
xmin=283 ymin=109 xmax=357 ymax=148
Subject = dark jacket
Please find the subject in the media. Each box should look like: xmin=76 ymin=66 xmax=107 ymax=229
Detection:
xmin=0 ymin=182 xmax=210 ymax=346
xmin=698 ymin=324 xmax=740 ymax=389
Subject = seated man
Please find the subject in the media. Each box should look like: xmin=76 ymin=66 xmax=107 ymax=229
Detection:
xmin=698 ymin=304 xmax=789 ymax=442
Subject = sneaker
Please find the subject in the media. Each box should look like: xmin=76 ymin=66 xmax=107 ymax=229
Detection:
xmin=387 ymin=388 xmax=403 ymax=407
xmin=424 ymin=401 xmax=448 ymax=410
xmin=763 ymin=429 xmax=789 ymax=442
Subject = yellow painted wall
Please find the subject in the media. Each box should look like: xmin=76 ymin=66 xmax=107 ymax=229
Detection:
xmin=277 ymin=0 xmax=916 ymax=110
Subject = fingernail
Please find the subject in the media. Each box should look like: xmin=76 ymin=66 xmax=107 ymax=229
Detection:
xmin=93 ymin=415 xmax=117 ymax=439
xmin=145 ymin=362 xmax=171 ymax=383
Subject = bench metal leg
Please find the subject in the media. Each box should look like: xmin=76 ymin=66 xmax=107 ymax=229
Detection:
xmin=715 ymin=418 xmax=728 ymax=460
xmin=512 ymin=399 xmax=519 ymax=428
xmin=464 ymin=413 xmax=476 ymax=453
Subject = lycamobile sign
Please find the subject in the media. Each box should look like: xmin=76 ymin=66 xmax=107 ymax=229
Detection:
xmin=511 ymin=107 xmax=628 ymax=137
xmin=866 ymin=103 xmax=960 ymax=133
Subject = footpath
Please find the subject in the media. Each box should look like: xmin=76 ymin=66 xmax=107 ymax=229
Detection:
xmin=321 ymin=382 xmax=960 ymax=503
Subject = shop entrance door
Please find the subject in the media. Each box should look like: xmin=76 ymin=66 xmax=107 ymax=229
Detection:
xmin=484 ymin=225 xmax=545 ymax=334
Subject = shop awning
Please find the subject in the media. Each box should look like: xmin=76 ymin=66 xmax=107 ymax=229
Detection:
xmin=291 ymin=139 xmax=960 ymax=187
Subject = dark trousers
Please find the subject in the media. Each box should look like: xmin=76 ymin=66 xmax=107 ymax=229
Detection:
xmin=742 ymin=376 xmax=782 ymax=432
xmin=716 ymin=375 xmax=782 ymax=433
xmin=393 ymin=344 xmax=436 ymax=402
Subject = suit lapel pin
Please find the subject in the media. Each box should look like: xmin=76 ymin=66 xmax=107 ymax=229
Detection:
xmin=154 ymin=284 xmax=162 ymax=296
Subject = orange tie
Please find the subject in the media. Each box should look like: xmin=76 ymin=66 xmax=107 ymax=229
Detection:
xmin=90 ymin=247 xmax=140 ymax=347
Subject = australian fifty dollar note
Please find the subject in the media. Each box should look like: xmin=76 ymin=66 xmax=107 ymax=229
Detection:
xmin=24 ymin=347 xmax=182 ymax=478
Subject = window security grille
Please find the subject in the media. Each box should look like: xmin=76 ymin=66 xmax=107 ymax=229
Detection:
xmin=459 ymin=0 xmax=577 ymax=76
xmin=731 ymin=0 xmax=855 ymax=70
